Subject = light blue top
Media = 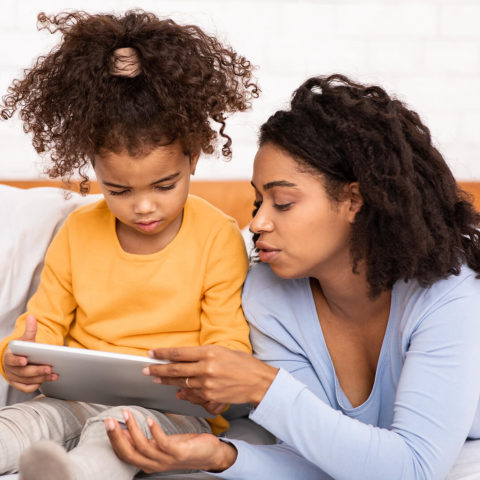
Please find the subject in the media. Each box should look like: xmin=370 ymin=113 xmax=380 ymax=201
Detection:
xmin=217 ymin=263 xmax=480 ymax=480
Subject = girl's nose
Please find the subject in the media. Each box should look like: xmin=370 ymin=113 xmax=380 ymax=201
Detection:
xmin=133 ymin=196 xmax=156 ymax=215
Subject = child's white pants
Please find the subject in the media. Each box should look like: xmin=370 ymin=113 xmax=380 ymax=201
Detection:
xmin=0 ymin=395 xmax=210 ymax=479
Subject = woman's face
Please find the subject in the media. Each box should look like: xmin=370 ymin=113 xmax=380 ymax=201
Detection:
xmin=250 ymin=142 xmax=360 ymax=279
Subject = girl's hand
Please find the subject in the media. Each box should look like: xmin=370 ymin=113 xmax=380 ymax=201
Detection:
xmin=143 ymin=345 xmax=279 ymax=406
xmin=3 ymin=315 xmax=58 ymax=393
xmin=105 ymin=409 xmax=238 ymax=473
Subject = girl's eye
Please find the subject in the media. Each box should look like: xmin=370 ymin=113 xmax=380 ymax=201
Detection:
xmin=109 ymin=190 xmax=128 ymax=196
xmin=155 ymin=184 xmax=176 ymax=191
xmin=274 ymin=203 xmax=293 ymax=211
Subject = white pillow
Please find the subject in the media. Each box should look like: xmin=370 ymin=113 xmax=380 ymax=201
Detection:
xmin=241 ymin=224 xmax=255 ymax=259
xmin=0 ymin=185 xmax=100 ymax=406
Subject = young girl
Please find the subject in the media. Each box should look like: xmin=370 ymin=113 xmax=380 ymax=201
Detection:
xmin=0 ymin=10 xmax=258 ymax=480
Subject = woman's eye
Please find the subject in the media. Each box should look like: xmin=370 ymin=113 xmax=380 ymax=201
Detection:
xmin=274 ymin=203 xmax=293 ymax=211
xmin=109 ymin=190 xmax=128 ymax=196
xmin=155 ymin=184 xmax=176 ymax=191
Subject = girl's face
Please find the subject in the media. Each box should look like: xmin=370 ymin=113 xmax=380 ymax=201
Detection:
xmin=250 ymin=142 xmax=361 ymax=280
xmin=94 ymin=140 xmax=198 ymax=253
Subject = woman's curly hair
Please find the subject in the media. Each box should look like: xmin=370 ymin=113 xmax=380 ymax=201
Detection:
xmin=258 ymin=74 xmax=480 ymax=297
xmin=0 ymin=10 xmax=259 ymax=191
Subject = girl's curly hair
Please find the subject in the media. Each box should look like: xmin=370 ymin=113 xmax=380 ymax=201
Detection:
xmin=258 ymin=74 xmax=480 ymax=297
xmin=1 ymin=10 xmax=259 ymax=191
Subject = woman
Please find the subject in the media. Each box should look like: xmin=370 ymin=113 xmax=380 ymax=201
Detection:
xmin=105 ymin=74 xmax=480 ymax=479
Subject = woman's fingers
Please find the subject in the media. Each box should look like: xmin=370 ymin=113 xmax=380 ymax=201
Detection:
xmin=121 ymin=410 xmax=163 ymax=460
xmin=149 ymin=346 xmax=209 ymax=362
xmin=147 ymin=417 xmax=170 ymax=450
xmin=205 ymin=401 xmax=228 ymax=415
xmin=145 ymin=363 xmax=201 ymax=381
xmin=106 ymin=413 xmax=232 ymax=472
xmin=147 ymin=344 xmax=279 ymax=405
xmin=105 ymin=416 xmax=167 ymax=474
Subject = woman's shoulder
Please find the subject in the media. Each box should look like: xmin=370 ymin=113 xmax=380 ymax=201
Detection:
xmin=397 ymin=265 xmax=479 ymax=306
xmin=394 ymin=265 xmax=480 ymax=330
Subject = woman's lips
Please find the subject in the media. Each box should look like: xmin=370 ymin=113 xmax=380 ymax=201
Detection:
xmin=258 ymin=249 xmax=280 ymax=263
xmin=136 ymin=220 xmax=160 ymax=232
xmin=256 ymin=241 xmax=281 ymax=263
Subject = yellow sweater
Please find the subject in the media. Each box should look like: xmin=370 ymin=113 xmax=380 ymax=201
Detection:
xmin=0 ymin=195 xmax=251 ymax=433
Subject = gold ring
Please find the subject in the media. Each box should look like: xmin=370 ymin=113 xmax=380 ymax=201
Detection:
xmin=185 ymin=377 xmax=191 ymax=388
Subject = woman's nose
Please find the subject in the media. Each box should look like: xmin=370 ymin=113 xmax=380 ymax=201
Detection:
xmin=249 ymin=204 xmax=273 ymax=234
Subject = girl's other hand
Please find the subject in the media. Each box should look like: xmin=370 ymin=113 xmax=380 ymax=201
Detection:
xmin=3 ymin=315 xmax=58 ymax=392
xmin=144 ymin=345 xmax=279 ymax=406
xmin=105 ymin=409 xmax=238 ymax=473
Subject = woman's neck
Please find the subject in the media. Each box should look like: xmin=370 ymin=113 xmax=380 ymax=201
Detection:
xmin=311 ymin=259 xmax=391 ymax=324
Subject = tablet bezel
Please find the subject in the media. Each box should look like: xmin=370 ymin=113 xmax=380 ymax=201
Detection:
xmin=9 ymin=340 xmax=214 ymax=418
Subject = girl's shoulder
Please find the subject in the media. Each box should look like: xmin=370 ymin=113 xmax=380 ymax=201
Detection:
xmin=185 ymin=194 xmax=241 ymax=233
xmin=64 ymin=197 xmax=110 ymax=229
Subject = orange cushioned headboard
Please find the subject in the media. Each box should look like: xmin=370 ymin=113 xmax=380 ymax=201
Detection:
xmin=1 ymin=180 xmax=479 ymax=229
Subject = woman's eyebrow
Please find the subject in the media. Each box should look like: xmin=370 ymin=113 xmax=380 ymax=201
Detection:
xmin=263 ymin=180 xmax=298 ymax=190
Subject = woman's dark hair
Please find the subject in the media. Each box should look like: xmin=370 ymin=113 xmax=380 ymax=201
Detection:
xmin=258 ymin=74 xmax=480 ymax=296
xmin=0 ymin=10 xmax=259 ymax=191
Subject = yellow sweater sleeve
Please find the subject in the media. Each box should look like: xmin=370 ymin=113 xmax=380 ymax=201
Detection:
xmin=199 ymin=219 xmax=251 ymax=354
xmin=0 ymin=220 xmax=76 ymax=378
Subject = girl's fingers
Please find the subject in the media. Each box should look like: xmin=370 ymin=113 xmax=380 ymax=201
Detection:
xmin=8 ymin=363 xmax=52 ymax=378
xmin=9 ymin=381 xmax=41 ymax=393
xmin=7 ymin=372 xmax=53 ymax=385
xmin=4 ymin=350 xmax=28 ymax=367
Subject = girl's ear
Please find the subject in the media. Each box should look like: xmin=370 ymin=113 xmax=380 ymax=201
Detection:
xmin=189 ymin=152 xmax=200 ymax=175
xmin=345 ymin=182 xmax=363 ymax=222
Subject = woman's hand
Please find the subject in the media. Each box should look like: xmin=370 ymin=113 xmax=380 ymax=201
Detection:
xmin=4 ymin=315 xmax=58 ymax=393
xmin=105 ymin=409 xmax=238 ymax=474
xmin=143 ymin=345 xmax=278 ymax=407
xmin=174 ymin=387 xmax=228 ymax=416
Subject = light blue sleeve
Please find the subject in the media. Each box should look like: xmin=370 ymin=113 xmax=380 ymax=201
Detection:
xmin=215 ymin=274 xmax=480 ymax=480
xmin=211 ymin=439 xmax=333 ymax=479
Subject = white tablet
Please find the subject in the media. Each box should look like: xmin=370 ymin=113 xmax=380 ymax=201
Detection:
xmin=9 ymin=340 xmax=214 ymax=418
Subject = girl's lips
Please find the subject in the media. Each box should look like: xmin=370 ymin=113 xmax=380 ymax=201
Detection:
xmin=136 ymin=220 xmax=160 ymax=232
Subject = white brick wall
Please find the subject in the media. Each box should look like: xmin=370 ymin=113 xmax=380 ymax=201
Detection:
xmin=1 ymin=0 xmax=480 ymax=180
